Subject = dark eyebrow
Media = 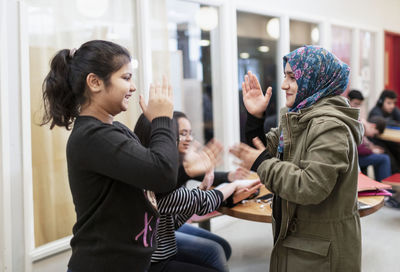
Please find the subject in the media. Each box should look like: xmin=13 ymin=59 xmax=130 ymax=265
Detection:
xmin=285 ymin=71 xmax=294 ymax=75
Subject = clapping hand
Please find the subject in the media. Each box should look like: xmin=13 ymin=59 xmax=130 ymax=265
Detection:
xmin=139 ymin=75 xmax=173 ymax=121
xmin=199 ymin=169 xmax=214 ymax=190
xmin=230 ymin=137 xmax=266 ymax=170
xmin=232 ymin=179 xmax=263 ymax=204
xmin=242 ymin=71 xmax=272 ymax=118
xmin=183 ymin=139 xmax=223 ymax=177
xmin=227 ymin=167 xmax=250 ymax=182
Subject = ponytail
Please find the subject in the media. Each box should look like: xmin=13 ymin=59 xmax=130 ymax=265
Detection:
xmin=42 ymin=49 xmax=80 ymax=130
xmin=41 ymin=40 xmax=131 ymax=130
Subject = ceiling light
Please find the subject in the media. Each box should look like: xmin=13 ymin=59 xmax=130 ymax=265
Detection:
xmin=240 ymin=52 xmax=250 ymax=59
xmin=200 ymin=40 xmax=210 ymax=46
xmin=311 ymin=27 xmax=320 ymax=43
xmin=258 ymin=45 xmax=270 ymax=53
xmin=195 ymin=7 xmax=218 ymax=31
xmin=76 ymin=0 xmax=108 ymax=18
xmin=266 ymin=18 xmax=280 ymax=39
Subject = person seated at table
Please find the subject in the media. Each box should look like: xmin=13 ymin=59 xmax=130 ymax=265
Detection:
xmin=346 ymin=90 xmax=392 ymax=181
xmin=230 ymin=46 xmax=363 ymax=271
xmin=368 ymin=90 xmax=400 ymax=174
xmin=348 ymin=89 xmax=364 ymax=108
xmin=134 ymin=113 xmax=262 ymax=272
xmin=358 ymin=117 xmax=391 ymax=181
xmin=368 ymin=89 xmax=400 ymax=127
xmin=172 ymin=110 xmax=252 ymax=267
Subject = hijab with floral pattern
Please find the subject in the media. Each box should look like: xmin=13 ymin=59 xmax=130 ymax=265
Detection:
xmin=277 ymin=45 xmax=350 ymax=153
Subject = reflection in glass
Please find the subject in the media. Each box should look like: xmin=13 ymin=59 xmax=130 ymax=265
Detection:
xmin=27 ymin=0 xmax=138 ymax=247
xmin=359 ymin=31 xmax=375 ymax=118
xmin=152 ymin=0 xmax=218 ymax=144
xmin=331 ymin=25 xmax=352 ymax=94
xmin=237 ymin=12 xmax=279 ymax=142
xmin=290 ymin=20 xmax=319 ymax=52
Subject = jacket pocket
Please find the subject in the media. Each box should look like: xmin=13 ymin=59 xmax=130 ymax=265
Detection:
xmin=282 ymin=236 xmax=331 ymax=272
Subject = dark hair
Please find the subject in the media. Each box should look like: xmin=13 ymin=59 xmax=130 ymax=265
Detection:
xmin=377 ymin=89 xmax=397 ymax=108
xmin=348 ymin=89 xmax=364 ymax=101
xmin=134 ymin=113 xmax=179 ymax=148
xmin=41 ymin=40 xmax=131 ymax=130
xmin=369 ymin=116 xmax=386 ymax=134
xmin=173 ymin=111 xmax=188 ymax=121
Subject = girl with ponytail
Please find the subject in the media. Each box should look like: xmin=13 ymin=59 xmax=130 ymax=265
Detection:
xmin=41 ymin=40 xmax=180 ymax=272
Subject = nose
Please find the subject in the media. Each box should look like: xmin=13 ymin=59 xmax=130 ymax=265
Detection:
xmin=281 ymin=79 xmax=289 ymax=91
xmin=130 ymin=82 xmax=136 ymax=93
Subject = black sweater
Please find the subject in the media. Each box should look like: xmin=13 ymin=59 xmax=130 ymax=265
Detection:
xmin=66 ymin=116 xmax=178 ymax=272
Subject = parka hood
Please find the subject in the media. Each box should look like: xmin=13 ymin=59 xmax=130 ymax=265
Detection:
xmin=281 ymin=95 xmax=364 ymax=146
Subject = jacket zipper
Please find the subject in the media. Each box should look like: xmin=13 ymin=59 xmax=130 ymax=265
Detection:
xmin=283 ymin=113 xmax=291 ymax=239
xmin=285 ymin=113 xmax=291 ymax=159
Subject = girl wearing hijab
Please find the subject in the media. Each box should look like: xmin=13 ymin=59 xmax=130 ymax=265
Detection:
xmin=230 ymin=46 xmax=363 ymax=271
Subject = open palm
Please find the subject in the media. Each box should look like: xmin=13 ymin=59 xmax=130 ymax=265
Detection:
xmin=242 ymin=71 xmax=272 ymax=118
xmin=183 ymin=140 xmax=223 ymax=178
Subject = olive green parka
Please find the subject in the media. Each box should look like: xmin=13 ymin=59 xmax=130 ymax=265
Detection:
xmin=257 ymin=96 xmax=364 ymax=272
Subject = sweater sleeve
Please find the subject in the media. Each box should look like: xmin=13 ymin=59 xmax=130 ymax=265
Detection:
xmin=71 ymin=117 xmax=178 ymax=193
xmin=245 ymin=112 xmax=267 ymax=147
xmin=257 ymin=119 xmax=350 ymax=205
xmin=157 ymin=187 xmax=223 ymax=217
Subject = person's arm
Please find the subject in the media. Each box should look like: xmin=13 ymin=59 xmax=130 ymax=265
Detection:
xmin=245 ymin=113 xmax=267 ymax=147
xmin=157 ymin=187 xmax=224 ymax=216
xmin=368 ymin=106 xmax=383 ymax=121
xmin=73 ymin=117 xmax=178 ymax=193
xmin=393 ymin=108 xmax=400 ymax=123
xmin=256 ymin=119 xmax=351 ymax=205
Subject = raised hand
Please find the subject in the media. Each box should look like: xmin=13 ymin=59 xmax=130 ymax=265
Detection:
xmin=139 ymin=75 xmax=173 ymax=121
xmin=183 ymin=139 xmax=223 ymax=178
xmin=199 ymin=169 xmax=214 ymax=190
xmin=242 ymin=71 xmax=272 ymax=118
xmin=229 ymin=137 xmax=265 ymax=170
xmin=232 ymin=179 xmax=263 ymax=204
xmin=227 ymin=166 xmax=250 ymax=182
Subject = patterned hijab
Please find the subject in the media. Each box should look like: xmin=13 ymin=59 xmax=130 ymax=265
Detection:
xmin=277 ymin=45 xmax=350 ymax=153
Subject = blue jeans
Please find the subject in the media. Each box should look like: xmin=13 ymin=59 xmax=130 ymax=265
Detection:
xmin=175 ymin=223 xmax=231 ymax=272
xmin=359 ymin=154 xmax=391 ymax=181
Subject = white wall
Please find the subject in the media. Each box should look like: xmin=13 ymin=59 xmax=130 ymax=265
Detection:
xmin=1 ymin=0 xmax=400 ymax=271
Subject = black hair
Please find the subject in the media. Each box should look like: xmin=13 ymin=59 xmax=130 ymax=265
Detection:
xmin=134 ymin=113 xmax=179 ymax=148
xmin=377 ymin=89 xmax=397 ymax=108
xmin=41 ymin=40 xmax=131 ymax=130
xmin=173 ymin=111 xmax=189 ymax=121
xmin=348 ymin=89 xmax=364 ymax=101
xmin=369 ymin=116 xmax=386 ymax=135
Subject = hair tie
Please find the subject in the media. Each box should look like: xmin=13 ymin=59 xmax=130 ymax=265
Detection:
xmin=69 ymin=48 xmax=77 ymax=58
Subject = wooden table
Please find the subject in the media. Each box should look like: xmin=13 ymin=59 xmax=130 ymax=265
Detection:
xmin=219 ymin=186 xmax=384 ymax=223
xmin=379 ymin=128 xmax=400 ymax=143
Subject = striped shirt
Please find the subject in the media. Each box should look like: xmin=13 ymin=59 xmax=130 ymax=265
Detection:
xmin=151 ymin=187 xmax=224 ymax=262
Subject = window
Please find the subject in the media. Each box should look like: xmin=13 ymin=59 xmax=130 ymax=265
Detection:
xmin=290 ymin=20 xmax=319 ymax=51
xmin=237 ymin=12 xmax=279 ymax=140
xmin=150 ymin=0 xmax=220 ymax=144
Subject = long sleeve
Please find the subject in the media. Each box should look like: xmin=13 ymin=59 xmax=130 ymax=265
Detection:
xmin=157 ymin=187 xmax=223 ymax=217
xmin=177 ymin=164 xmax=229 ymax=187
xmin=68 ymin=116 xmax=178 ymax=193
xmin=245 ymin=112 xmax=267 ymax=147
xmin=257 ymin=120 xmax=350 ymax=205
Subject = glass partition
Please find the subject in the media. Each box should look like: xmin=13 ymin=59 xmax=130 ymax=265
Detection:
xmin=237 ymin=12 xmax=279 ymax=141
xmin=27 ymin=0 xmax=139 ymax=247
xmin=290 ymin=20 xmax=319 ymax=51
xmin=150 ymin=0 xmax=219 ymax=144
xmin=331 ymin=25 xmax=353 ymax=94
xmin=359 ymin=30 xmax=376 ymax=118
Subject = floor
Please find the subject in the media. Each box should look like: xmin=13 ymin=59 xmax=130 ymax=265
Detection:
xmin=205 ymin=204 xmax=400 ymax=272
